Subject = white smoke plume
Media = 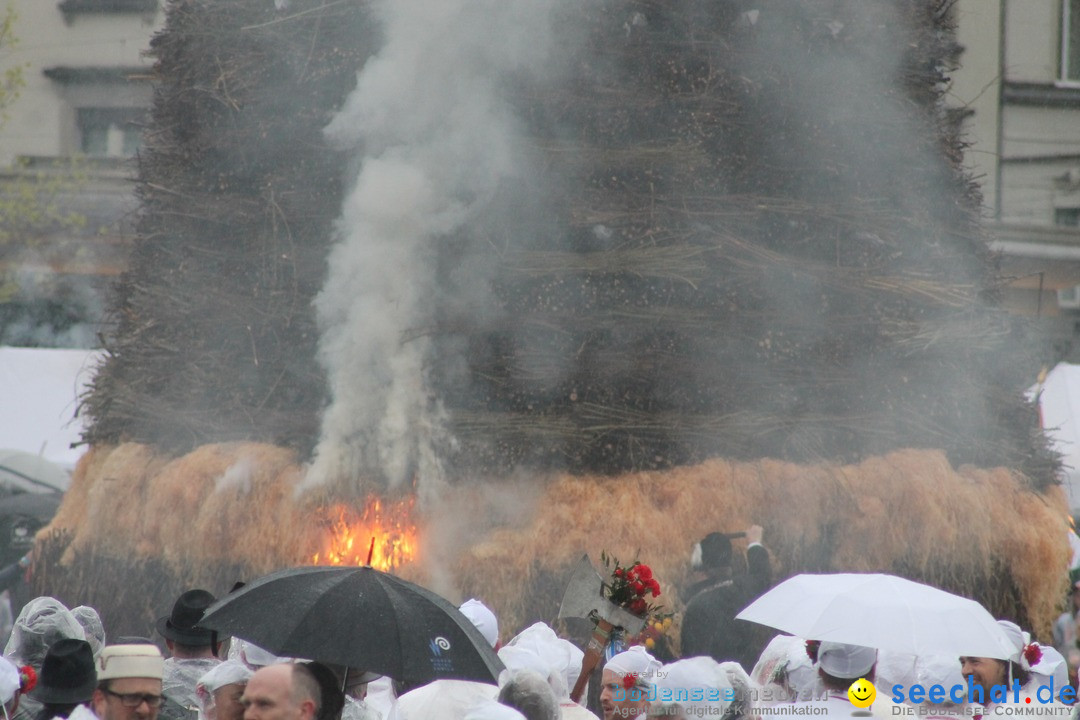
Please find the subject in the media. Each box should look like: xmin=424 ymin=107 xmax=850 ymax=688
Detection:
xmin=306 ymin=0 xmax=562 ymax=498
xmin=215 ymin=454 xmax=255 ymax=496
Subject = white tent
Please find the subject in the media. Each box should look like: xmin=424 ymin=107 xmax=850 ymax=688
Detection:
xmin=0 ymin=346 xmax=103 ymax=470
xmin=1031 ymin=362 xmax=1080 ymax=511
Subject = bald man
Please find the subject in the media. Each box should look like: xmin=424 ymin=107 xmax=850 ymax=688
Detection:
xmin=241 ymin=665 xmax=321 ymax=720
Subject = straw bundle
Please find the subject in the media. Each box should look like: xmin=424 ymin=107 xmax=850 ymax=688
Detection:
xmin=452 ymin=449 xmax=1071 ymax=643
xmin=46 ymin=443 xmax=312 ymax=573
xmin=35 ymin=443 xmax=1069 ymax=644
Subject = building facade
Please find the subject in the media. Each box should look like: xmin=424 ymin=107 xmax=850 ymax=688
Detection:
xmin=952 ymin=0 xmax=1080 ymax=364
xmin=0 ymin=0 xmax=160 ymax=163
xmin=0 ymin=0 xmax=162 ymax=347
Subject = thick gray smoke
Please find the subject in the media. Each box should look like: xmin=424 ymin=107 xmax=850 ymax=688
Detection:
xmin=307 ymin=0 xmax=562 ymax=497
xmin=304 ymin=0 xmax=1029 ymax=500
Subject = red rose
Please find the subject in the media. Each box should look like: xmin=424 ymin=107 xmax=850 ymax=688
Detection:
xmin=614 ymin=568 xmax=624 ymax=577
xmin=622 ymin=673 xmax=637 ymax=690
xmin=636 ymin=565 xmax=653 ymax=581
xmin=631 ymin=580 xmax=646 ymax=595
xmin=18 ymin=666 xmax=36 ymax=694
xmin=648 ymin=579 xmax=661 ymax=596
xmin=630 ymin=597 xmax=648 ymax=614
xmin=1023 ymin=643 xmax=1043 ymax=666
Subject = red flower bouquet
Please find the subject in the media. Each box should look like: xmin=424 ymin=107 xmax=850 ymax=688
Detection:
xmin=600 ymin=551 xmax=663 ymax=620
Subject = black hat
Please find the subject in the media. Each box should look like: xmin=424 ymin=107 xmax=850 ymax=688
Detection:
xmin=700 ymin=532 xmax=733 ymax=569
xmin=30 ymin=638 xmax=96 ymax=704
xmin=156 ymin=589 xmax=216 ymax=645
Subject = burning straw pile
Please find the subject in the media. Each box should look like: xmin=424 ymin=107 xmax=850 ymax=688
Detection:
xmin=33 ymin=442 xmax=1069 ymax=640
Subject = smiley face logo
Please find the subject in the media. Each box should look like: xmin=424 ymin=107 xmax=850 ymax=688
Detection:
xmin=847 ymin=678 xmax=876 ymax=708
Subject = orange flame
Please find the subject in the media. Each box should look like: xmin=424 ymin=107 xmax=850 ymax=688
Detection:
xmin=310 ymin=496 xmax=418 ymax=571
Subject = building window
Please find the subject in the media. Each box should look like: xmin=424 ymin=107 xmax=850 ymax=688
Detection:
xmin=1064 ymin=0 xmax=1080 ymax=82
xmin=58 ymin=0 xmax=158 ymax=14
xmin=1056 ymin=207 xmax=1080 ymax=226
xmin=77 ymin=108 xmax=142 ymax=157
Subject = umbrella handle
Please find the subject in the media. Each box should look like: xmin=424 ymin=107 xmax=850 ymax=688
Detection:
xmin=569 ymin=618 xmax=614 ymax=704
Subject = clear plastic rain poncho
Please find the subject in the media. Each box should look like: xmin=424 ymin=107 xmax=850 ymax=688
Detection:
xmin=389 ymin=679 xmax=498 ymax=720
xmin=195 ymin=660 xmax=252 ymax=720
xmin=3 ymin=597 xmax=85 ymax=669
xmin=164 ymin=657 xmax=222 ymax=712
xmin=4 ymin=598 xmax=86 ymax=720
xmin=498 ymin=622 xmax=583 ymax=702
xmin=462 ymin=701 xmax=526 ymax=720
xmin=70 ymin=606 xmax=105 ymax=658
xmin=341 ymin=697 xmax=383 ymax=720
xmin=750 ymin=635 xmax=819 ymax=702
xmin=718 ymin=660 xmax=757 ymax=720
xmin=226 ymin=638 xmax=292 ymax=670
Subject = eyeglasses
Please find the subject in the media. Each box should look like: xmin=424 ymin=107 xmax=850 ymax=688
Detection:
xmin=103 ymin=689 xmax=165 ymax=708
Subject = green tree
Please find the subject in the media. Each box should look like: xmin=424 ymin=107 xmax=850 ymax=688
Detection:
xmin=0 ymin=3 xmax=24 ymax=126
xmin=0 ymin=3 xmax=93 ymax=346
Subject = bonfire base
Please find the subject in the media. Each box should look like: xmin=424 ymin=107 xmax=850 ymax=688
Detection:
xmin=35 ymin=442 xmax=1071 ymax=644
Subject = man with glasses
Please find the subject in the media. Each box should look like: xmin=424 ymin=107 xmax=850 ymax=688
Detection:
xmin=92 ymin=645 xmax=165 ymax=720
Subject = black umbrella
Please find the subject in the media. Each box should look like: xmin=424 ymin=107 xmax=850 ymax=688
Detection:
xmin=199 ymin=565 xmax=504 ymax=685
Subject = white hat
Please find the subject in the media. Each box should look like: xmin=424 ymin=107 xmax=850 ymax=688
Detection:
xmin=197 ymin=660 xmax=253 ymax=694
xmin=817 ymin=641 xmax=876 ymax=679
xmin=97 ymin=644 xmax=164 ymax=681
xmin=654 ymin=657 xmax=732 ymax=717
xmin=1029 ymin=645 xmax=1068 ymax=689
xmin=997 ymin=621 xmax=1030 ymax=667
xmin=605 ymin=646 xmax=661 ymax=685
xmin=0 ymin=657 xmax=19 ymax=705
xmin=459 ymin=599 xmax=499 ymax=648
xmin=195 ymin=660 xmax=253 ymax=720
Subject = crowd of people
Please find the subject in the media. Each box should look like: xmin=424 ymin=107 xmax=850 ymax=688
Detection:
xmin=0 ymin=526 xmax=1076 ymax=720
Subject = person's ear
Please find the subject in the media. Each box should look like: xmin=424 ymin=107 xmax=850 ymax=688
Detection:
xmin=299 ymin=699 xmax=316 ymax=720
xmin=92 ymin=689 xmax=108 ymax=718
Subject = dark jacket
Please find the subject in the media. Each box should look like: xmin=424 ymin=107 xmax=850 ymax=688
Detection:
xmin=679 ymin=543 xmax=772 ymax=671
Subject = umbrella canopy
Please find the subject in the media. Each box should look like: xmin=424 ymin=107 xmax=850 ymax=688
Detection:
xmin=735 ymin=573 xmax=1017 ymax=659
xmin=200 ymin=565 xmax=504 ymax=685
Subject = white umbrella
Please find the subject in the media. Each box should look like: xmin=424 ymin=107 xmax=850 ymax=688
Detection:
xmin=736 ymin=573 xmax=1017 ymax=659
